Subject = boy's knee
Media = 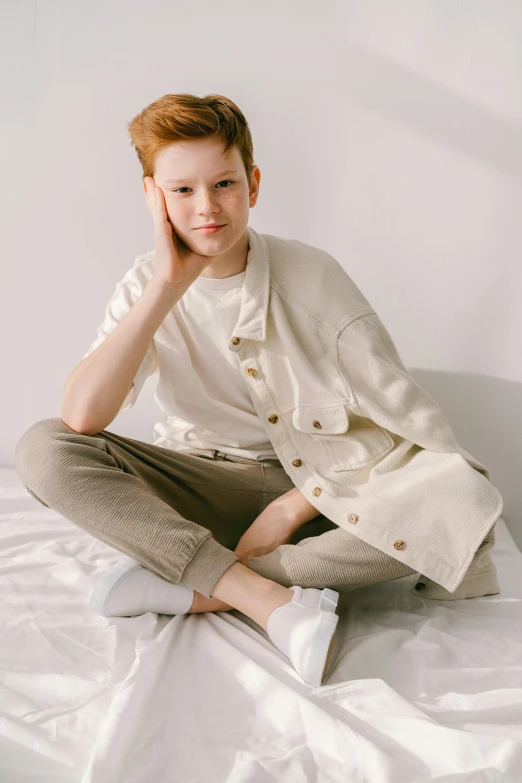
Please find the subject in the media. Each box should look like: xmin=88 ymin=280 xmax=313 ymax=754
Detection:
xmin=15 ymin=417 xmax=72 ymax=487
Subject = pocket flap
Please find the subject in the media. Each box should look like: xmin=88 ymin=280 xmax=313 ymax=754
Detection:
xmin=292 ymin=403 xmax=349 ymax=434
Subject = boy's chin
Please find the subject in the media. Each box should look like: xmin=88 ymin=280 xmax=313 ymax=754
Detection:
xmin=190 ymin=234 xmax=231 ymax=255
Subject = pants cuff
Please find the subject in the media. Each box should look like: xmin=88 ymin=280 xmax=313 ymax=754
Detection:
xmin=177 ymin=536 xmax=240 ymax=599
xmin=247 ymin=548 xmax=292 ymax=587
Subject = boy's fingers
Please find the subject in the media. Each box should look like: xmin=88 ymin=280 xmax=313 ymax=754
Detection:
xmin=157 ymin=187 xmax=167 ymax=217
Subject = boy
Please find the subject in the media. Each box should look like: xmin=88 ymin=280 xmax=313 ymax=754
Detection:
xmin=15 ymin=93 xmax=502 ymax=687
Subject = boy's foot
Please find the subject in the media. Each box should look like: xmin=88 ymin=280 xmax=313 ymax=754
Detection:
xmin=266 ymin=586 xmax=340 ymax=687
xmin=90 ymin=556 xmax=195 ymax=618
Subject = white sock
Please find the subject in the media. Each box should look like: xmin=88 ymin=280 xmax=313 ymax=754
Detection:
xmin=106 ymin=565 xmax=195 ymax=616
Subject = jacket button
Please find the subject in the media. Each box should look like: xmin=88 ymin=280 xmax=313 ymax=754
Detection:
xmin=292 ymin=459 xmax=302 ymax=467
xmin=312 ymin=487 xmax=322 ymax=496
xmin=247 ymin=368 xmax=257 ymax=377
xmin=348 ymin=513 xmax=359 ymax=524
xmin=415 ymin=582 xmax=426 ymax=591
xmin=268 ymin=414 xmax=278 ymax=423
xmin=394 ymin=540 xmax=405 ymax=550
xmin=313 ymin=420 xmax=322 ymax=429
xmin=231 ymin=337 xmax=240 ymax=345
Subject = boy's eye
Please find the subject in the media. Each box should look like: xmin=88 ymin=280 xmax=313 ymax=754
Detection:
xmin=173 ymin=180 xmax=234 ymax=193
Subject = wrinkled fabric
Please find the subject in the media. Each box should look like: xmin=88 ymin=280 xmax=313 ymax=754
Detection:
xmin=1 ymin=469 xmax=520 ymax=782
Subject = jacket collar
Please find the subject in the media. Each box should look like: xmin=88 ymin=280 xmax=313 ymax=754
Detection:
xmin=230 ymin=226 xmax=270 ymax=343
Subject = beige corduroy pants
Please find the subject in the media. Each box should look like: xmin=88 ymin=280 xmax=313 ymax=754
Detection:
xmin=15 ymin=417 xmax=430 ymax=598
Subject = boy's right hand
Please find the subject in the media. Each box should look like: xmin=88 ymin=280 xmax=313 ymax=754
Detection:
xmin=144 ymin=176 xmax=214 ymax=288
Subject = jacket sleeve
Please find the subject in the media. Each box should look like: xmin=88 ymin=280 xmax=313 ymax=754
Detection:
xmin=83 ymin=256 xmax=159 ymax=413
xmin=336 ymin=312 xmax=492 ymax=481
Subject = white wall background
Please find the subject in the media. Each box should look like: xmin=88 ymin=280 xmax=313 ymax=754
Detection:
xmin=3 ymin=1 xmax=521 ymax=546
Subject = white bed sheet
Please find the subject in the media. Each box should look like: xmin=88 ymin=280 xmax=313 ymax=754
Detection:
xmin=1 ymin=466 xmax=521 ymax=783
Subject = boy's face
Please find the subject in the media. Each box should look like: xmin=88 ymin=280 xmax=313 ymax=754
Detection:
xmin=147 ymin=137 xmax=260 ymax=256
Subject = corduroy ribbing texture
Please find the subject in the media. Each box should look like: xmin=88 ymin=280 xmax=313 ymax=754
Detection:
xmin=15 ymin=417 xmax=424 ymax=599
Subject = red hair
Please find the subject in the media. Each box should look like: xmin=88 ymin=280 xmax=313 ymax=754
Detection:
xmin=127 ymin=93 xmax=256 ymax=188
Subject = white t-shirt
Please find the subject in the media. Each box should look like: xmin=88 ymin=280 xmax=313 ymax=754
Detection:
xmin=84 ymin=258 xmax=278 ymax=462
xmin=153 ymin=269 xmax=278 ymax=460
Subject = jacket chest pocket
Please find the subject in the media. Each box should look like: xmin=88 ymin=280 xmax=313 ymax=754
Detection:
xmin=291 ymin=402 xmax=395 ymax=473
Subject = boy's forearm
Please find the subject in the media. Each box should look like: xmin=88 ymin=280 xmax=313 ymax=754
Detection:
xmin=269 ymin=487 xmax=322 ymax=531
xmin=61 ymin=277 xmax=186 ymax=434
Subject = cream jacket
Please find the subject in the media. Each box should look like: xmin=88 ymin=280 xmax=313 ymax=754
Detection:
xmin=88 ymin=226 xmax=504 ymax=594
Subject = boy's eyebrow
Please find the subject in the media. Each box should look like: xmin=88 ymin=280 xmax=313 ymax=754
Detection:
xmin=162 ymin=169 xmax=239 ymax=184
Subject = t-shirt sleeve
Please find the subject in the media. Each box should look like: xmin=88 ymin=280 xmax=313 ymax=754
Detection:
xmin=82 ymin=253 xmax=159 ymax=413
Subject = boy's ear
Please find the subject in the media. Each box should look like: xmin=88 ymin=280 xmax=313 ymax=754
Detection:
xmin=143 ymin=178 xmax=152 ymax=213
